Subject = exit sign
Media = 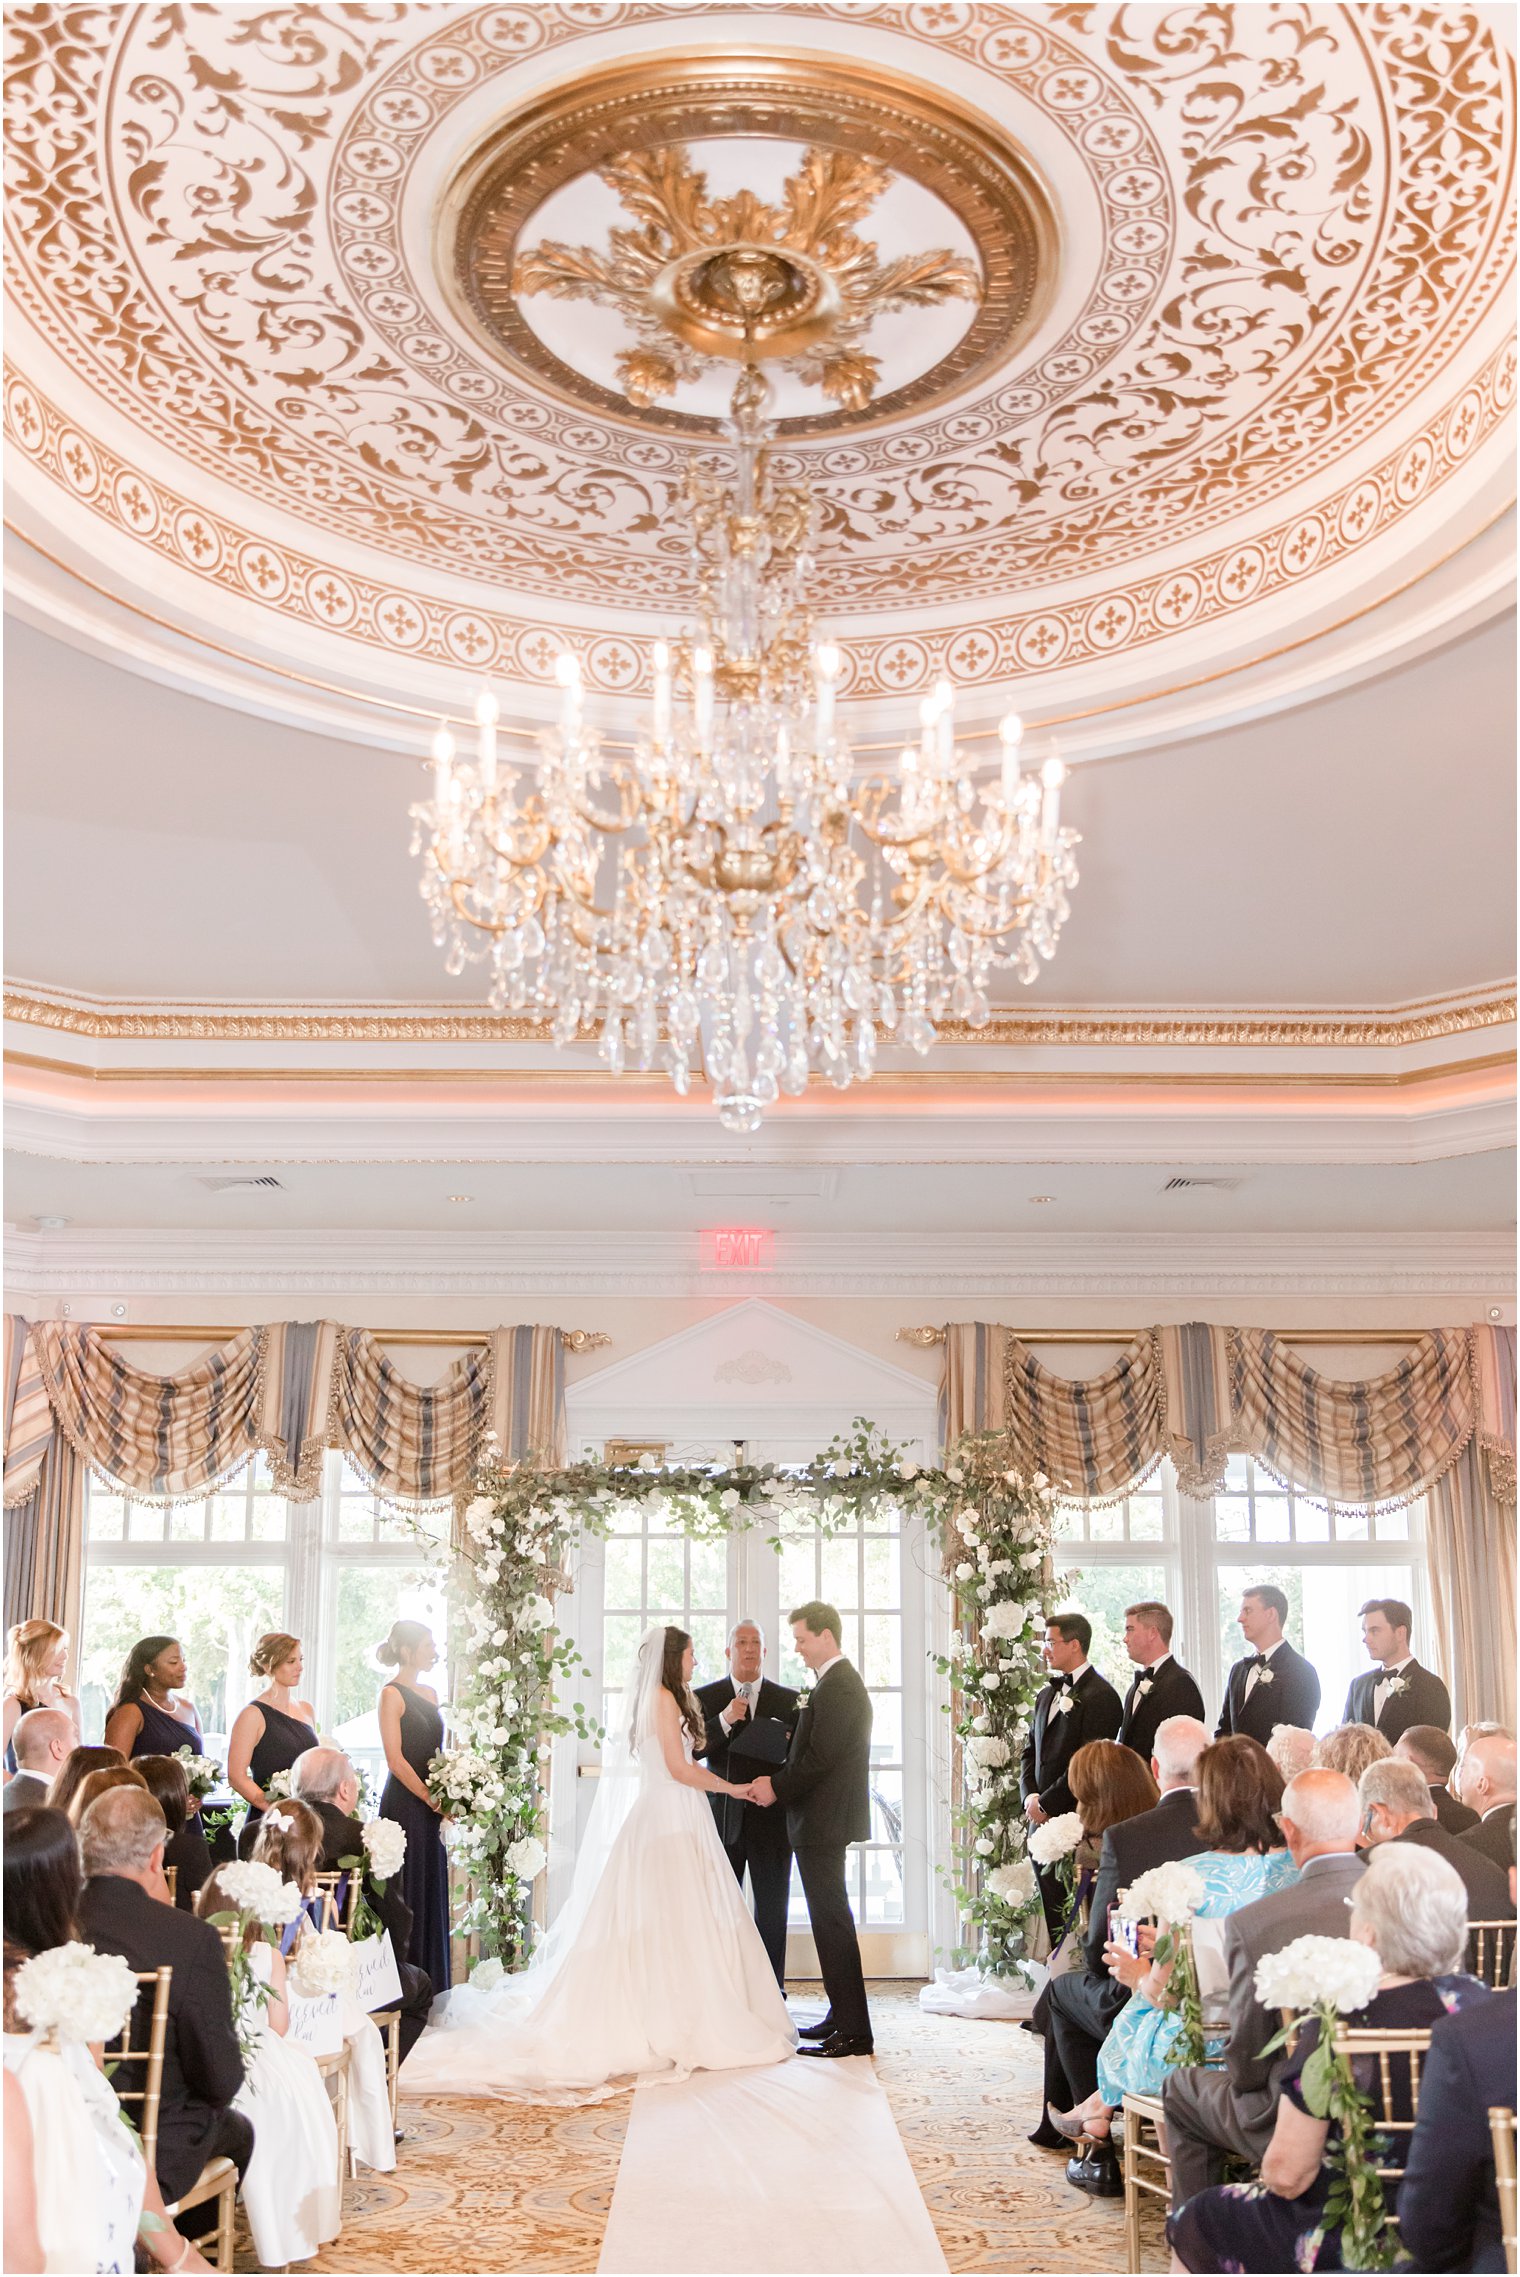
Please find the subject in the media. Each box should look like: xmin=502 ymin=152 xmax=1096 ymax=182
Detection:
xmin=700 ymin=1227 xmax=776 ymax=1271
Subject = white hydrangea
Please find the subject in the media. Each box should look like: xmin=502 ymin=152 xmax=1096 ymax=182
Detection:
xmin=975 ymin=1835 xmax=996 ymax=1857
xmin=505 ymin=1836 xmax=546 ymax=1884
xmin=528 ymin=1595 xmax=557 ymax=1629
xmin=216 ymin=1860 xmax=305 ymax=1926
xmin=362 ymin=1819 xmax=406 ymax=1880
xmin=11 ymin=1943 xmax=140 ymax=2044
xmin=982 ymin=1599 xmax=1028 ymax=1642
xmin=288 ymin=1929 xmax=359 ymax=1999
xmin=1026 ymin=1811 xmax=1084 ymax=1865
xmin=965 ymin=1735 xmax=1011 ymax=1769
xmin=986 ymin=1860 xmax=1036 ymax=1907
xmin=1115 ymin=1861 xmax=1207 ymax=1927
xmin=464 ymin=1497 xmax=502 ymax=1544
xmin=1253 ymin=1935 xmax=1383 ymax=2016
xmin=470 ymin=1957 xmax=506 ymax=1992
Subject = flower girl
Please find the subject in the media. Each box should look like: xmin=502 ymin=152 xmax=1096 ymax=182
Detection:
xmin=196 ymin=1859 xmax=341 ymax=2267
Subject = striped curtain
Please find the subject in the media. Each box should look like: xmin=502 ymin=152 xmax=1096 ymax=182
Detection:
xmin=22 ymin=1321 xmax=267 ymax=1505
xmin=1225 ymin=1326 xmax=1480 ymax=1513
xmin=941 ymin=1322 xmax=1165 ymax=1501
xmin=1427 ymin=1436 xmax=1517 ymax=1730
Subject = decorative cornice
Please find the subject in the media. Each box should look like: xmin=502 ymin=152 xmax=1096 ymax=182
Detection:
xmin=5 ymin=1227 xmax=1511 ymax=1303
xmin=6 ymin=982 xmax=1513 ymax=1052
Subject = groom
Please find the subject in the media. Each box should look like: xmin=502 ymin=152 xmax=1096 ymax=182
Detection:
xmin=751 ymin=1600 xmax=874 ymax=2060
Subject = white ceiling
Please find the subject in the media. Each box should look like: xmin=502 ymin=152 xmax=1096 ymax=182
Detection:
xmin=5 ymin=609 xmax=1514 ymax=1009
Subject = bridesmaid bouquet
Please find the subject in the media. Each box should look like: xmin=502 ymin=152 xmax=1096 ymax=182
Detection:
xmin=172 ymin=1745 xmax=222 ymax=1802
xmin=11 ymin=1942 xmax=139 ymax=2047
xmin=1255 ymin=1935 xmax=1389 ymax=2271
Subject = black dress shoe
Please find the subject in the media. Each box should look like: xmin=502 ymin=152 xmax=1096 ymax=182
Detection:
xmin=798 ymin=2032 xmax=874 ymax=2059
xmin=1065 ymin=2143 xmax=1122 ymax=2198
xmin=796 ymin=2018 xmax=836 ymax=2040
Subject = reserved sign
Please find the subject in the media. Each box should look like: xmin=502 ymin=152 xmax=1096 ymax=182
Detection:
xmin=353 ymin=1931 xmax=403 ymax=2010
xmin=285 ymin=1991 xmax=345 ymax=2055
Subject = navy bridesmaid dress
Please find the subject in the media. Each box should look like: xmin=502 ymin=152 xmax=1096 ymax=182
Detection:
xmin=379 ymin=1681 xmax=451 ymax=1991
xmin=237 ymin=1700 xmax=320 ymax=1857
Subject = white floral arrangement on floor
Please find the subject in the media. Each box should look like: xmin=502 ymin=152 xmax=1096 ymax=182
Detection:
xmin=11 ymin=1943 xmax=139 ymax=2045
xmin=288 ymin=1928 xmax=359 ymax=2001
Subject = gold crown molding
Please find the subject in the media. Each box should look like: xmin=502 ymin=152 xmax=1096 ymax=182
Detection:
xmin=6 ymin=986 xmax=1512 ymax=1052
xmin=6 ymin=1048 xmax=1513 ymax=1094
xmin=442 ymin=53 xmax=1053 ymax=434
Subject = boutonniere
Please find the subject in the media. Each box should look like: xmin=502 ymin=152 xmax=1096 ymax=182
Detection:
xmin=1050 ymin=1692 xmax=1075 ymax=1717
xmin=1256 ymin=1668 xmax=1275 ymax=1685
xmin=1383 ymin=1676 xmax=1408 ymax=1696
xmin=1135 ymin=1677 xmax=1154 ymax=1699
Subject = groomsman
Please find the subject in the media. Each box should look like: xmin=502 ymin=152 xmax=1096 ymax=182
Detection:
xmin=1117 ymin=1602 xmax=1205 ymax=1761
xmin=1216 ymin=1585 xmax=1320 ymax=1744
xmin=1021 ymin=1613 xmax=1122 ymax=1935
xmin=1341 ymin=1597 xmax=1450 ymax=1743
xmin=695 ymin=1618 xmax=798 ymax=1987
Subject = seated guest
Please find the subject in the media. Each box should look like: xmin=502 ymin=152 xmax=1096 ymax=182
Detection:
xmin=135 ymin=1755 xmax=214 ymax=1912
xmin=1342 ymin=1596 xmax=1451 ymax=1741
xmin=196 ymin=1865 xmax=340 ymax=2267
xmin=1457 ymin=1730 xmax=1518 ymax=1871
xmin=1168 ymin=1843 xmax=1489 ymax=2272
xmin=1314 ymin=1721 xmax=1391 ymax=1784
xmin=1064 ymin=1737 xmax=1294 ymax=2192
xmin=4 ymin=1706 xmax=74 ymax=1809
xmin=76 ymin=1786 xmax=253 ymax=2217
xmin=250 ymin=1801 xmax=395 ymax=2175
xmin=66 ymin=1763 xmax=147 ymax=1825
xmin=1162 ymin=1769 xmax=1365 ymax=2205
xmin=1264 ymin=1724 xmax=1317 ymax=1783
xmin=1358 ymin=1757 xmax=1512 ymax=1923
xmin=1395 ymin=1723 xmax=1480 ymax=1835
xmin=3 ymin=1804 xmax=212 ymax=2274
xmin=45 ymin=1743 xmax=128 ymax=1818
xmin=290 ymin=1744 xmax=434 ymax=2058
xmin=1116 ymin=1602 xmax=1205 ymax=1760
xmin=1398 ymin=1979 xmax=1518 ymax=2271
xmin=1033 ymin=1717 xmax=1204 ymax=2165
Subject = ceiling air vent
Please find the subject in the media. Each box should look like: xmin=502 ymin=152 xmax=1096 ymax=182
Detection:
xmin=193 ymin=1175 xmax=286 ymax=1192
xmin=1162 ymin=1175 xmax=1245 ymax=1193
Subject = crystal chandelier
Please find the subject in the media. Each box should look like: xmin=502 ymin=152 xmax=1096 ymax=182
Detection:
xmin=411 ymin=161 xmax=1080 ymax=1133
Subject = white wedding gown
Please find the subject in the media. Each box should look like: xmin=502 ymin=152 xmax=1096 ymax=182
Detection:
xmin=401 ymin=1652 xmax=797 ymax=2105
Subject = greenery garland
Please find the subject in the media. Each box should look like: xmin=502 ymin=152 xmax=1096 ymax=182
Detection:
xmin=434 ymin=1419 xmax=1056 ymax=1972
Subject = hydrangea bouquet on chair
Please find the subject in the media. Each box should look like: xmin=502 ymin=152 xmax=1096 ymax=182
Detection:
xmin=1113 ymin=1861 xmax=1209 ymax=2065
xmin=336 ymin=1818 xmax=406 ymax=1941
xmin=1253 ymin=1936 xmax=1391 ymax=2271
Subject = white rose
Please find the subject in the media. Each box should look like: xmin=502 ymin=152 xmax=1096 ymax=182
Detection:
xmin=470 ymin=1957 xmax=506 ymax=1992
xmin=1021 ymin=1549 xmax=1044 ymax=1569
xmin=980 ymin=1671 xmax=1001 ymax=1691
xmin=971 ymin=1713 xmax=992 ymax=1734
xmin=529 ymin=1595 xmax=557 ymax=1628
xmin=982 ymin=1600 xmax=1028 ymax=1643
xmin=966 ymin=1736 xmax=1011 ymax=1769
xmin=505 ymin=1836 xmax=547 ymax=1883
xmin=831 ymin=1459 xmax=852 ymax=1478
xmin=720 ymin=1488 xmax=742 ymax=1510
xmin=974 ymin=1836 xmax=995 ymax=1857
xmin=955 ymin=1562 xmax=975 ymax=1581
xmin=898 ymin=1461 xmax=919 ymax=1480
xmin=985 ymin=1860 xmax=1036 ymax=1907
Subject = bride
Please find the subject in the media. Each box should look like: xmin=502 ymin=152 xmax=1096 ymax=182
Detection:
xmin=400 ymin=1624 xmax=798 ymax=2103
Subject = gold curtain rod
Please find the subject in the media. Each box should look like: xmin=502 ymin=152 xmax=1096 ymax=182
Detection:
xmin=86 ymin=1323 xmax=610 ymax=1352
xmin=896 ymin=1326 xmax=1436 ymax=1346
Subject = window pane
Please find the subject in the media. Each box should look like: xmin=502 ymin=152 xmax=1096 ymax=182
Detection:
xmin=1128 ymin=1497 xmax=1164 ymax=1541
xmin=1214 ymin=1499 xmax=1250 ymax=1543
xmin=78 ymin=1563 xmax=285 ymax=1750
xmin=1294 ymin=1500 xmax=1331 ymax=1544
xmin=1373 ymin=1504 xmax=1410 ymax=1540
xmin=330 ymin=1566 xmax=450 ymax=1801
xmin=689 ymin=1612 xmax=727 ymax=1685
xmin=207 ymin=1493 xmax=244 ymax=1543
xmin=126 ymin=1501 xmax=166 ymax=1542
xmin=862 ymin=1613 xmax=901 ymax=1688
xmin=338 ymin=1497 xmax=376 ymax=1543
xmin=820 ymin=1536 xmax=858 ymax=1612
xmin=1335 ymin=1507 xmax=1370 ymax=1542
xmin=87 ymin=1491 xmax=125 ymax=1543
xmin=1053 ymin=1504 xmax=1084 ymax=1541
xmin=1087 ymin=1502 xmax=1125 ymax=1543
xmin=778 ymin=1539 xmax=816 ymax=1615
xmin=1254 ymin=1500 xmax=1291 ymax=1543
xmin=688 ymin=1538 xmax=727 ymax=1606
xmin=168 ymin=1502 xmax=205 ymax=1543
xmin=645 ymin=1538 xmax=685 ymax=1611
xmin=1053 ymin=1561 xmax=1169 ymax=1692
xmin=603 ymin=1538 xmax=643 ymax=1609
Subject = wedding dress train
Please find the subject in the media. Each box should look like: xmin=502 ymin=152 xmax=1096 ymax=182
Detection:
xmin=400 ymin=1632 xmax=798 ymax=2105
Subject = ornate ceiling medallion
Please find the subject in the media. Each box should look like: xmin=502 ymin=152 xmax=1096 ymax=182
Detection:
xmin=443 ymin=54 xmax=1055 ymax=435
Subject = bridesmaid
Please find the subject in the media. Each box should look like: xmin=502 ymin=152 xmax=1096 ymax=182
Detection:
xmin=3 ymin=1621 xmax=83 ymax=1771
xmin=227 ymin=1633 xmax=320 ymax=1858
xmin=377 ymin=1620 xmax=451 ymax=1991
xmin=103 ymin=1635 xmax=206 ymax=1762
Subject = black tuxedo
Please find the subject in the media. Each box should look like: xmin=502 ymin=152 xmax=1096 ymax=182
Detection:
xmin=1342 ymin=1657 xmax=1451 ymax=1742
xmin=1215 ymin=1640 xmax=1320 ymax=1744
xmin=1463 ymin=1806 xmax=1517 ymax=1874
xmin=1039 ymin=1787 xmax=1205 ymax=2114
xmin=771 ymin=1659 xmax=873 ymax=2041
xmin=1392 ymin=1819 xmax=1513 ymax=1925
xmin=79 ymin=1873 xmax=252 ymax=2205
xmin=1432 ymin=1785 xmax=1482 ymax=1837
xmin=1118 ymin=1656 xmax=1206 ymax=1762
xmin=308 ymin=1795 xmax=434 ymax=2058
xmin=1021 ymin=1664 xmax=1123 ymax=1934
xmin=695 ymin=1674 xmax=798 ymax=1986
xmin=1399 ymin=1989 xmax=1516 ymax=2273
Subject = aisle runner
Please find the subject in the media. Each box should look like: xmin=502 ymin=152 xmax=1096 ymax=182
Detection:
xmin=598 ymin=2055 xmax=949 ymax=2275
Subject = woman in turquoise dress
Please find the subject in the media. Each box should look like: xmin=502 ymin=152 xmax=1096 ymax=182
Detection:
xmin=1056 ymin=1737 xmax=1295 ymax=2143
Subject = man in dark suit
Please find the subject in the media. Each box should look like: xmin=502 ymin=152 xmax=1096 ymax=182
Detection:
xmin=1215 ymin=1584 xmax=1320 ymax=1744
xmin=1020 ymin=1612 xmax=1123 ymax=1935
xmin=4 ymin=1707 xmax=72 ymax=1809
xmin=1399 ymin=1986 xmax=1517 ymax=2271
xmin=1163 ymin=1769 xmax=1366 ymax=2205
xmin=76 ymin=1785 xmax=253 ymax=2215
xmin=1394 ymin=1724 xmax=1480 ymax=1835
xmin=1031 ymin=1714 xmax=1207 ymax=2170
xmin=1456 ymin=1731 xmax=1518 ymax=1871
xmin=751 ymin=1600 xmax=873 ymax=2059
xmin=1117 ymin=1602 xmax=1205 ymax=1761
xmin=1358 ymin=1757 xmax=1513 ymax=1922
xmin=694 ymin=1618 xmax=798 ymax=1987
xmin=1341 ymin=1596 xmax=1450 ymax=1742
xmin=291 ymin=1745 xmax=434 ymax=2059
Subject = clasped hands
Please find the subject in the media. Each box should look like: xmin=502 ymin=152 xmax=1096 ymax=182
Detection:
xmin=732 ymin=1774 xmax=777 ymax=1807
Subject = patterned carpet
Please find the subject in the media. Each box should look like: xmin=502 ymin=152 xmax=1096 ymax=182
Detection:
xmin=286 ymin=1986 xmax=1164 ymax=2275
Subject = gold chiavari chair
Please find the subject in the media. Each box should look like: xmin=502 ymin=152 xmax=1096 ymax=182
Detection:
xmin=1491 ymin=2107 xmax=1518 ymax=2276
xmin=107 ymin=1966 xmax=238 ymax=2271
xmin=1121 ymin=2093 xmax=1170 ymax=2272
xmin=163 ymin=1864 xmax=178 ymax=1905
xmin=1329 ymin=2023 xmax=1433 ymax=2247
xmin=314 ymin=1865 xmax=403 ymax=2128
xmin=313 ymin=2043 xmax=352 ymax=2192
xmin=1470 ymin=1921 xmax=1517 ymax=1989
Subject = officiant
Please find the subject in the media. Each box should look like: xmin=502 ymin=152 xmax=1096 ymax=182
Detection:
xmin=696 ymin=1619 xmax=798 ymax=1986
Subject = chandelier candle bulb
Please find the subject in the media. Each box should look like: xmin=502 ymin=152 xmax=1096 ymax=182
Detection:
xmin=474 ymin=687 xmax=498 ymax=794
xmin=999 ymin=712 xmax=1023 ymax=804
xmin=431 ymin=723 xmax=454 ymax=804
xmin=692 ymin=645 xmax=715 ymax=746
xmin=815 ymin=641 xmax=841 ymax=752
xmin=1040 ymin=755 xmax=1066 ymax=848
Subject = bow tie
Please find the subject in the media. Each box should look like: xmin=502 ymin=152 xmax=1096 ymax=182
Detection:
xmin=1052 ymin=1672 xmax=1074 ymax=1690
xmin=1251 ymin=1654 xmax=1271 ymax=1670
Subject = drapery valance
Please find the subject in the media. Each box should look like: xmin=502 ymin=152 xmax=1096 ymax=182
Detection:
xmin=2 ymin=1318 xmax=566 ymax=1515
xmin=942 ymin=1321 xmax=1516 ymax=1512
